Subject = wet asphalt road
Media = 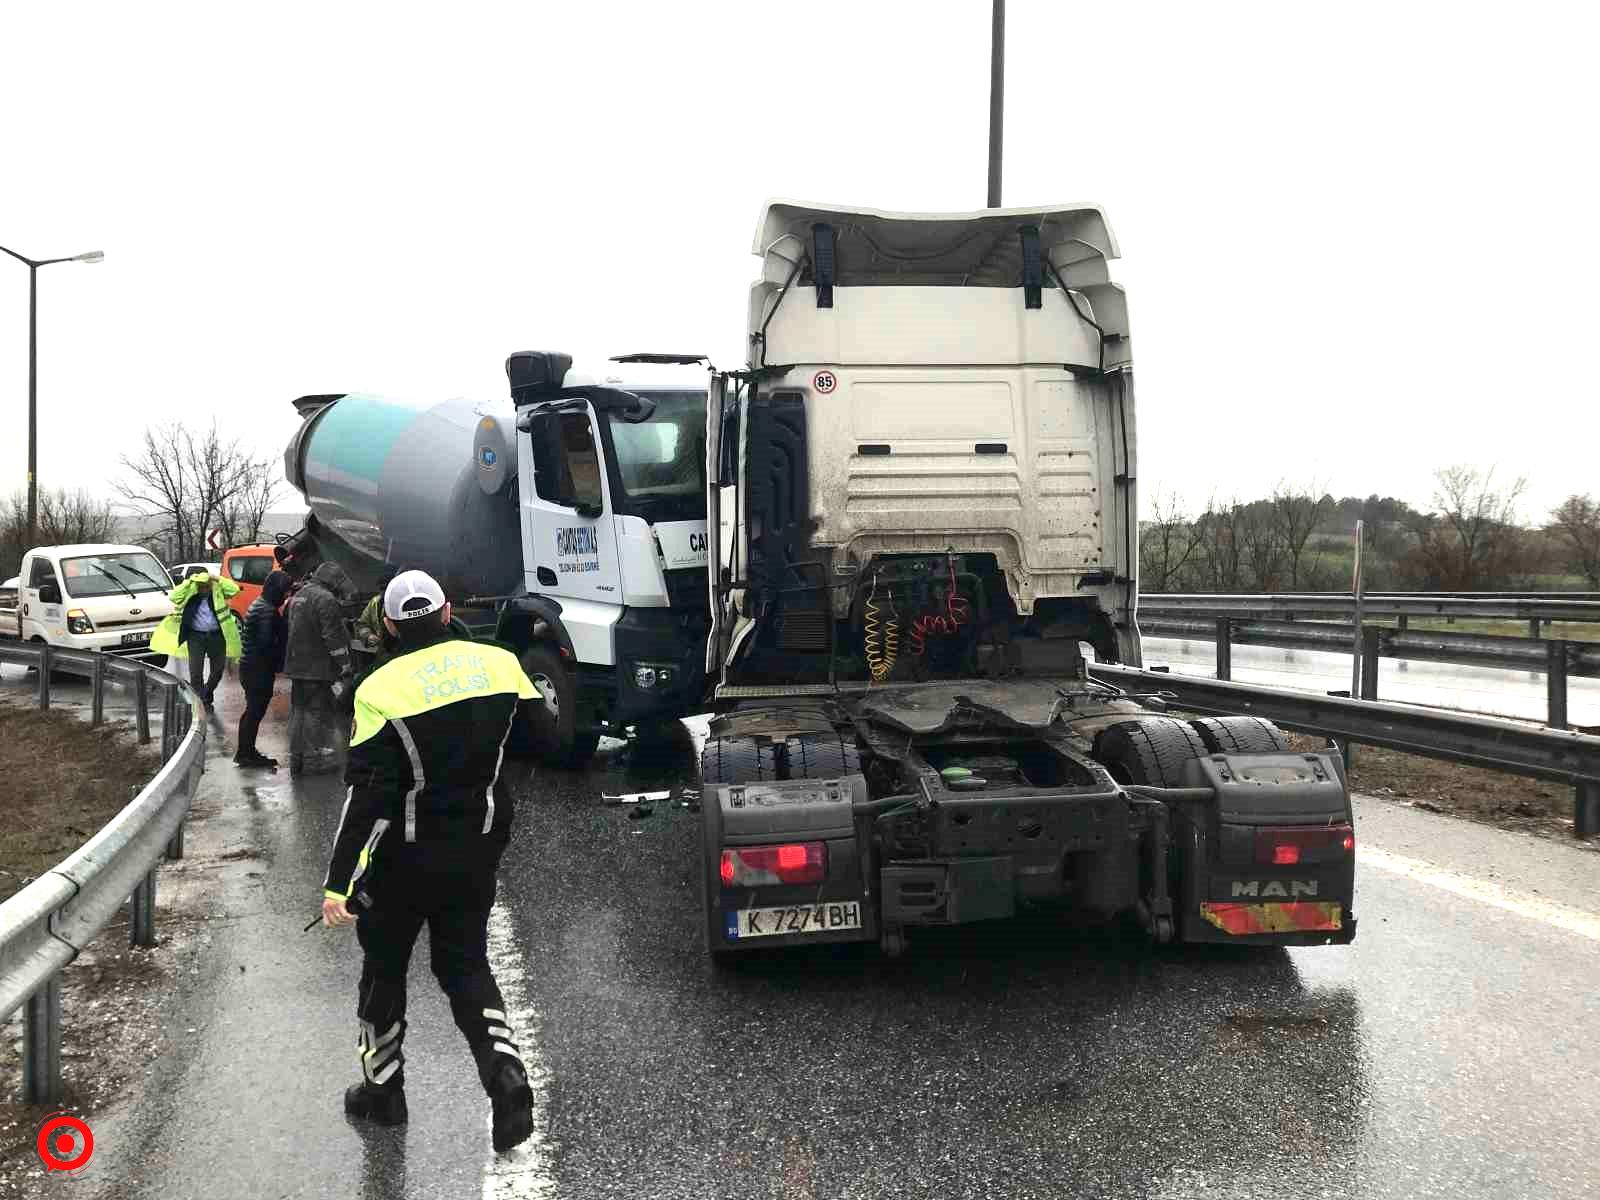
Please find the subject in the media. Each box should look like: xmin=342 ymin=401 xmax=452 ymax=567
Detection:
xmin=8 ymin=666 xmax=1600 ymax=1199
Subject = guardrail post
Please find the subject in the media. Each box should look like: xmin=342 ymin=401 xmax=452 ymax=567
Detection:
xmin=37 ymin=643 xmax=52 ymax=710
xmin=1396 ymin=614 xmax=1408 ymax=632
xmin=134 ymin=669 xmax=151 ymax=743
xmin=21 ymin=976 xmax=62 ymax=1104
xmin=1577 ymin=782 xmax=1599 ymax=839
xmin=1215 ymin=618 xmax=1232 ymax=681
xmin=91 ymin=651 xmax=106 ymax=726
xmin=130 ymin=868 xmax=157 ymax=948
xmin=1360 ymin=626 xmax=1381 ymax=702
xmin=1530 ymin=617 xmax=1542 ymax=639
xmin=1547 ymin=641 xmax=1569 ymax=731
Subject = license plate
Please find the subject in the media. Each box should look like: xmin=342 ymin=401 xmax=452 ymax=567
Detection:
xmin=121 ymin=632 xmax=151 ymax=646
xmin=727 ymin=901 xmax=863 ymax=940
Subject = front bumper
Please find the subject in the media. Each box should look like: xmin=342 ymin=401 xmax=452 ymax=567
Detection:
xmin=612 ymin=606 xmax=708 ymax=726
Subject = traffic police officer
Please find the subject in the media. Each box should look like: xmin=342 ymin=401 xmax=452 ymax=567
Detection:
xmin=321 ymin=569 xmax=540 ymax=1153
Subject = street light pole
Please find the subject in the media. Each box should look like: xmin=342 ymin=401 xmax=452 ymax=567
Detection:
xmin=0 ymin=243 xmax=104 ymax=548
xmin=987 ymin=0 xmax=1005 ymax=208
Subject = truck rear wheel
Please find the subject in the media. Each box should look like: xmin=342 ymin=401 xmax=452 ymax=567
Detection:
xmin=1188 ymin=716 xmax=1291 ymax=755
xmin=700 ymin=732 xmax=861 ymax=785
xmin=1093 ymin=717 xmax=1207 ymax=787
xmin=511 ymin=645 xmax=599 ymax=768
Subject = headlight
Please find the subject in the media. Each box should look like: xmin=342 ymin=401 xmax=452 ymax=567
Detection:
xmin=67 ymin=609 xmax=94 ymax=635
xmin=632 ymin=662 xmax=677 ymax=689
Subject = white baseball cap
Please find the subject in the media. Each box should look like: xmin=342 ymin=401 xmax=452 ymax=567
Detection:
xmin=383 ymin=570 xmax=447 ymax=621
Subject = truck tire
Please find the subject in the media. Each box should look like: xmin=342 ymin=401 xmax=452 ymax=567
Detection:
xmin=1188 ymin=716 xmax=1291 ymax=755
xmin=701 ymin=732 xmax=861 ymax=785
xmin=511 ymin=645 xmax=599 ymax=768
xmin=1093 ymin=717 xmax=1207 ymax=787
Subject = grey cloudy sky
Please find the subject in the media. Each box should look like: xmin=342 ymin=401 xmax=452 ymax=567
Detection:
xmin=2 ymin=0 xmax=1595 ymax=525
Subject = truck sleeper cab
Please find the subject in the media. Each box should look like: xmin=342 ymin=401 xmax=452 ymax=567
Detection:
xmin=699 ymin=201 xmax=1356 ymax=958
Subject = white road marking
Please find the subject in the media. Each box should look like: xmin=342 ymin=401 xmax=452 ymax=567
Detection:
xmin=482 ymin=901 xmax=555 ymax=1199
xmin=1360 ymin=845 xmax=1600 ymax=942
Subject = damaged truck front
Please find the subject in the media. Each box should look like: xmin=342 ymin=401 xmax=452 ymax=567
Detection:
xmin=698 ymin=201 xmax=1357 ymax=958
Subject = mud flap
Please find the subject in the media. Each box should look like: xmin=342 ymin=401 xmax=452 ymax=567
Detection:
xmin=1171 ymin=753 xmax=1357 ymax=946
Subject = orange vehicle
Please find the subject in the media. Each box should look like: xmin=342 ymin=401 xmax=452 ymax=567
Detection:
xmin=221 ymin=544 xmax=282 ymax=618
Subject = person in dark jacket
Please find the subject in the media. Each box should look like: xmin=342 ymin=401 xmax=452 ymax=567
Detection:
xmin=285 ymin=560 xmax=355 ymax=776
xmin=235 ymin=570 xmax=292 ymax=769
xmin=321 ymin=570 xmax=539 ymax=1153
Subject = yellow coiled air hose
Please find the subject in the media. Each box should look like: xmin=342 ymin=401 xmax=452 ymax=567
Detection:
xmin=864 ymin=580 xmax=898 ymax=683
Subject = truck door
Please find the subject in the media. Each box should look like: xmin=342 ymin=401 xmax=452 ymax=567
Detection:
xmin=23 ymin=554 xmax=65 ymax=640
xmin=521 ymin=404 xmax=624 ymax=660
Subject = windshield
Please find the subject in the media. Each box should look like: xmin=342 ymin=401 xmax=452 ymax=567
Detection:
xmin=604 ymin=389 xmax=706 ymax=521
xmin=61 ymin=552 xmax=172 ymax=598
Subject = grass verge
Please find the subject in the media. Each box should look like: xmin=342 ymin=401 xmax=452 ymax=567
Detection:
xmin=0 ymin=707 xmax=160 ymax=902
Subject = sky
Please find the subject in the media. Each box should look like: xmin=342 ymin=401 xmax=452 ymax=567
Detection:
xmin=2 ymin=0 xmax=1596 ymax=528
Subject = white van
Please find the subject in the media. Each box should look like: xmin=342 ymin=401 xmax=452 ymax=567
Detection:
xmin=10 ymin=544 xmax=176 ymax=660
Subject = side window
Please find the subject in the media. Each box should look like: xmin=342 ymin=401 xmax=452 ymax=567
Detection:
xmin=229 ymin=556 xmax=273 ymax=584
xmin=560 ymin=413 xmax=604 ymax=509
xmin=29 ymin=558 xmax=59 ymax=589
xmin=531 ymin=410 xmax=604 ymax=511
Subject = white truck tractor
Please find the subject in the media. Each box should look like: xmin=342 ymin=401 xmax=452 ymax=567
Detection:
xmin=279 ymin=359 xmax=710 ymax=764
xmin=697 ymin=202 xmax=1358 ymax=958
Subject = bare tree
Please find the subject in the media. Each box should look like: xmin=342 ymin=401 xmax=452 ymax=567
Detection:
xmin=1549 ymin=494 xmax=1600 ymax=588
xmin=1139 ymin=491 xmax=1204 ymax=592
xmin=1270 ymin=484 xmax=1330 ymax=589
xmin=218 ymin=462 xmax=282 ymax=550
xmin=0 ymin=488 xmax=119 ymax=579
xmin=1406 ymin=466 xmax=1531 ymax=589
xmin=119 ymin=422 xmax=281 ymax=563
xmin=1193 ymin=498 xmax=1250 ymax=592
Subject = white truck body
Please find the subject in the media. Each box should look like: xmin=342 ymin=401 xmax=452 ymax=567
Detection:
xmin=6 ymin=544 xmax=175 ymax=659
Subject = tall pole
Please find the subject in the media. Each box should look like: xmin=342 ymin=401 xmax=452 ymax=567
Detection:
xmin=0 ymin=243 xmax=103 ymax=549
xmin=27 ymin=264 xmax=37 ymax=549
xmin=987 ymin=0 xmax=1005 ymax=208
xmin=1349 ymin=519 xmax=1366 ymax=698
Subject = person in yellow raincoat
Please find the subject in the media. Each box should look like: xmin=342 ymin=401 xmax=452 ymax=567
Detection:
xmin=151 ymin=569 xmax=242 ymax=713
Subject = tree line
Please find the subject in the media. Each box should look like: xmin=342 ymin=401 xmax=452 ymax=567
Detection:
xmin=1 ymin=421 xmax=281 ymax=581
xmin=1141 ymin=467 xmax=1600 ymax=593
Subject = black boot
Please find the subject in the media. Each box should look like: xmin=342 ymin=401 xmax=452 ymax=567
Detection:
xmin=344 ymin=1080 xmax=408 ymax=1126
xmin=487 ymin=1061 xmax=533 ymax=1153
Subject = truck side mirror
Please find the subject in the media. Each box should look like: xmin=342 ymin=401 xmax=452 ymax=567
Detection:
xmin=39 ymin=582 xmax=61 ymax=604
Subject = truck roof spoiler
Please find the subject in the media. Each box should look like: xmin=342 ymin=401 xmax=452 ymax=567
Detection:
xmin=291 ymin=393 xmax=346 ymax=418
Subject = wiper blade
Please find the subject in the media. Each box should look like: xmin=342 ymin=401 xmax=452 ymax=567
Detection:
xmin=102 ymin=562 xmax=164 ymax=596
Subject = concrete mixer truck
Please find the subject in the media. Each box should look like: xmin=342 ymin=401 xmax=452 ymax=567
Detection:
xmin=279 ymin=358 xmax=711 ymax=764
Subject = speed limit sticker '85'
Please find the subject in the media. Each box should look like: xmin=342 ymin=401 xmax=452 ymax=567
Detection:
xmin=812 ymin=370 xmax=837 ymax=394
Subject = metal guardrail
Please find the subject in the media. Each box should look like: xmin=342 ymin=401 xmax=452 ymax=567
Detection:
xmin=1090 ymin=662 xmax=1600 ymax=837
xmin=1140 ymin=616 xmax=1597 ymax=730
xmin=1141 ymin=593 xmax=1600 ymax=630
xmin=0 ymin=643 xmax=205 ymax=1103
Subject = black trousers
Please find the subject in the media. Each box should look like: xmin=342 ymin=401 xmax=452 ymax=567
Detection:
xmin=353 ymin=853 xmax=526 ymax=1095
xmin=236 ymin=665 xmax=274 ymax=757
xmin=186 ymin=631 xmax=227 ymax=703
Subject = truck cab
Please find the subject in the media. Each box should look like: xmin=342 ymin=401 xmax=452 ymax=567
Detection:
xmin=697 ymin=202 xmax=1356 ymax=961
xmin=278 ymin=358 xmax=711 ymax=766
xmin=12 ymin=544 xmax=175 ymax=660
xmin=501 ymin=353 xmax=711 ymax=760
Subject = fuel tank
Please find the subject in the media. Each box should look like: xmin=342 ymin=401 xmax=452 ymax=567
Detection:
xmin=283 ymin=392 xmax=520 ymax=600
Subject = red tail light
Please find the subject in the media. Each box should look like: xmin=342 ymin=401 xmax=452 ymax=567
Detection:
xmin=719 ymin=842 xmax=827 ymax=888
xmin=1254 ymin=825 xmax=1354 ymax=866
